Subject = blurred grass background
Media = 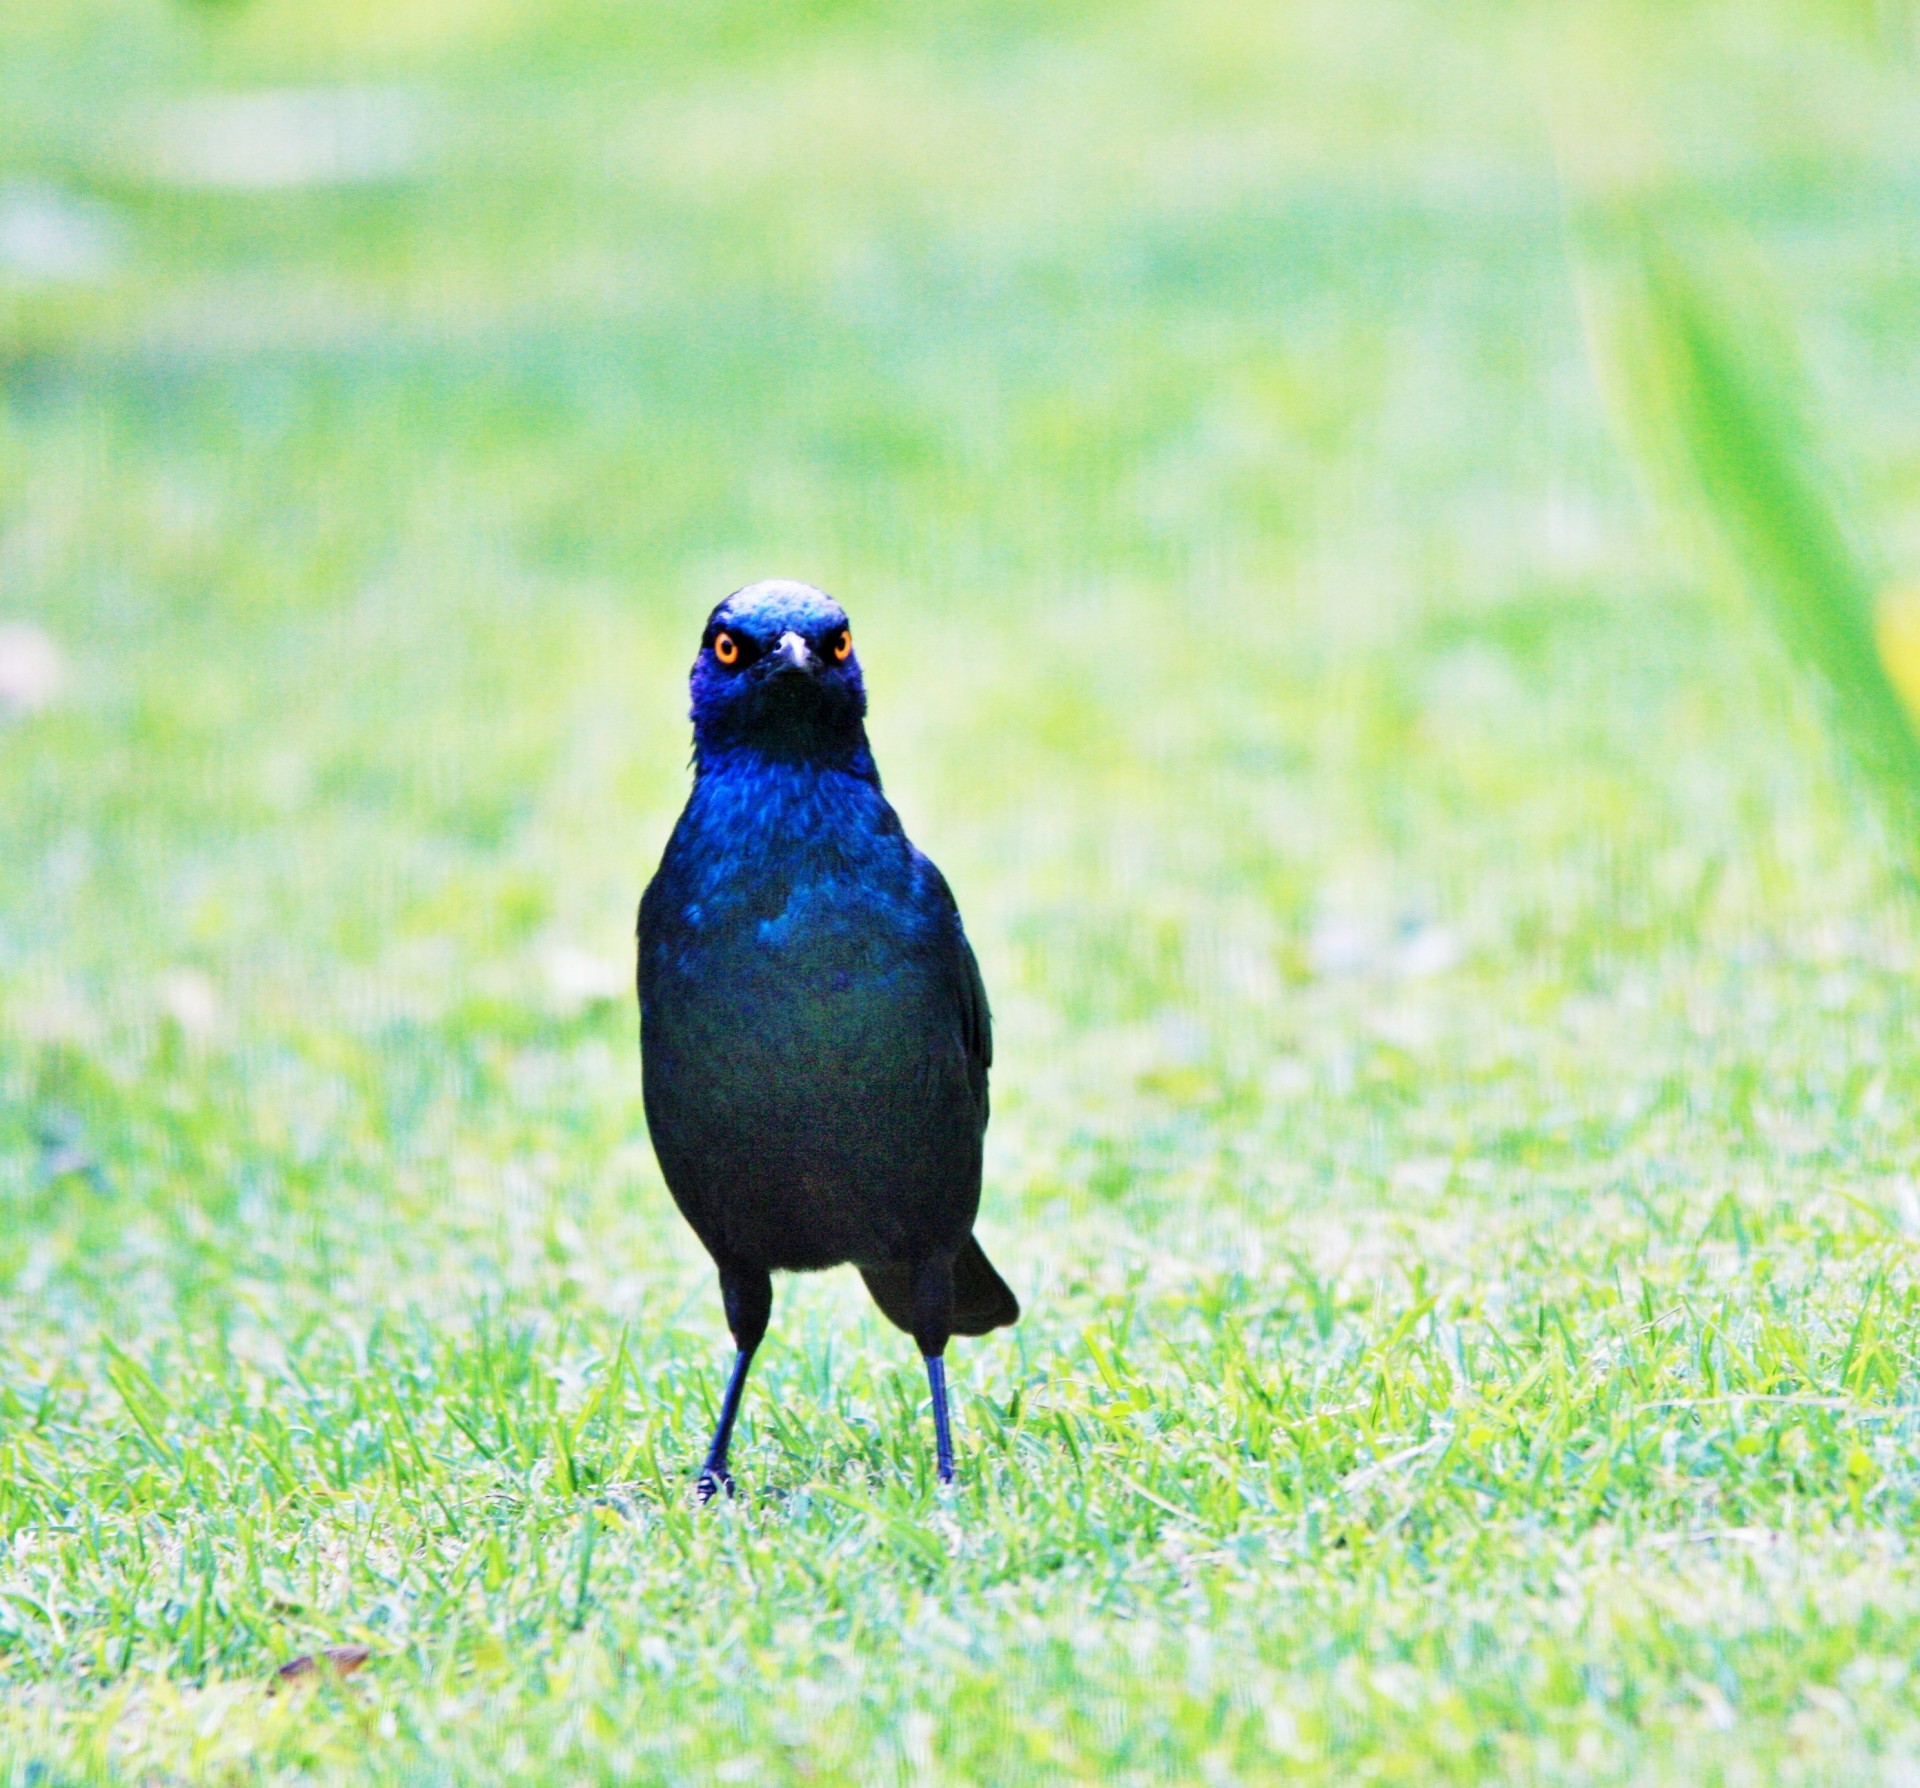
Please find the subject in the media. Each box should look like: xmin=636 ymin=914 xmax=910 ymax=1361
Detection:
xmin=6 ymin=0 xmax=1920 ymax=1781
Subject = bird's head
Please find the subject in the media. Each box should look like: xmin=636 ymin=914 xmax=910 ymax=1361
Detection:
xmin=688 ymin=580 xmax=870 ymax=767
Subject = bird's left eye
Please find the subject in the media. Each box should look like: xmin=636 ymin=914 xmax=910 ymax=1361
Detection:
xmin=831 ymin=628 xmax=852 ymax=662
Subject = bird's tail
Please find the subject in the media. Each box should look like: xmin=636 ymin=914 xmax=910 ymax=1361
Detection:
xmin=951 ymin=1235 xmax=1021 ymax=1335
xmin=859 ymin=1235 xmax=1020 ymax=1340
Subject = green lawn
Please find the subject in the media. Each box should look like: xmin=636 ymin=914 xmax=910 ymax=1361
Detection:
xmin=6 ymin=1 xmax=1920 ymax=1780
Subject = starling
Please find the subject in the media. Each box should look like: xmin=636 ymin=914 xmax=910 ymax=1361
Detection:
xmin=638 ymin=581 xmax=1019 ymax=1497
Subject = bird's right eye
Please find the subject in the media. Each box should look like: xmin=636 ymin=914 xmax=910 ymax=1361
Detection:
xmin=713 ymin=631 xmax=740 ymax=666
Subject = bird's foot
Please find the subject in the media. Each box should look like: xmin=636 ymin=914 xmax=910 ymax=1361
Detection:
xmin=695 ymin=1465 xmax=735 ymax=1504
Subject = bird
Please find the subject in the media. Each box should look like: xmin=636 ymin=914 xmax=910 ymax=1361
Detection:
xmin=637 ymin=579 xmax=1019 ymax=1498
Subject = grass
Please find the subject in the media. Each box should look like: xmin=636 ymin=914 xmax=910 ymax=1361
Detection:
xmin=5 ymin=0 xmax=1920 ymax=1780
xmin=1585 ymin=228 xmax=1920 ymax=881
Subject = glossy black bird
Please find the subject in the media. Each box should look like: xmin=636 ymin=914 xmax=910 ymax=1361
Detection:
xmin=637 ymin=580 xmax=1019 ymax=1498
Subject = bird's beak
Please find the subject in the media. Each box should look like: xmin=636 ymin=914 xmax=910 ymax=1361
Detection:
xmin=764 ymin=630 xmax=818 ymax=678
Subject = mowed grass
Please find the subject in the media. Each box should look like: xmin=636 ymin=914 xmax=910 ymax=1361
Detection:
xmin=7 ymin=0 xmax=1920 ymax=1780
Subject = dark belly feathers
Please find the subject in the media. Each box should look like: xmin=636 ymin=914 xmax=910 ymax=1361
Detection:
xmin=638 ymin=763 xmax=987 ymax=1273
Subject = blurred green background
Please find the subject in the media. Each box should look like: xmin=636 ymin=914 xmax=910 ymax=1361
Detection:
xmin=6 ymin=1 xmax=1920 ymax=1781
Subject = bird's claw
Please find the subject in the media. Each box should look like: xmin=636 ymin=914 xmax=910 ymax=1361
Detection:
xmin=695 ymin=1466 xmax=735 ymax=1504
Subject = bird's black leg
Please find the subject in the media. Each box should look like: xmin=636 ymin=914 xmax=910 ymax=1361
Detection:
xmin=925 ymin=1355 xmax=954 ymax=1485
xmin=697 ymin=1260 xmax=771 ymax=1503
xmin=909 ymin=1254 xmax=958 ymax=1487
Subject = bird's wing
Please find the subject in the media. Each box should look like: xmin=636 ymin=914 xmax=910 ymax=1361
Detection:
xmin=912 ymin=851 xmax=991 ymax=1125
xmin=636 ymin=871 xmax=669 ymax=1009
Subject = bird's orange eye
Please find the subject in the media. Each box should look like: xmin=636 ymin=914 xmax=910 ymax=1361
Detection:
xmin=713 ymin=631 xmax=740 ymax=666
xmin=832 ymin=628 xmax=852 ymax=662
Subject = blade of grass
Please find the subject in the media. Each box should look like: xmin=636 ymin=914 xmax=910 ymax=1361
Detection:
xmin=1586 ymin=225 xmax=1920 ymax=881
